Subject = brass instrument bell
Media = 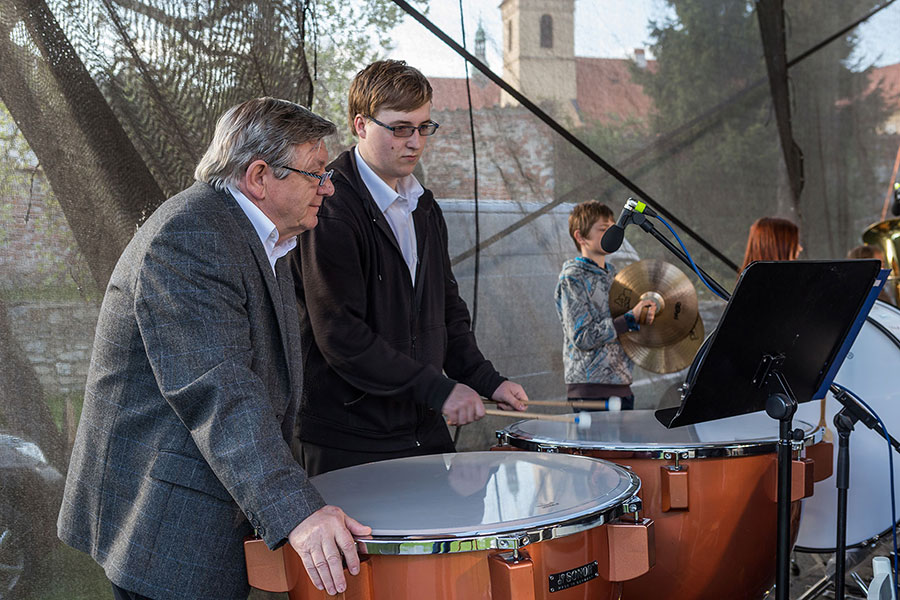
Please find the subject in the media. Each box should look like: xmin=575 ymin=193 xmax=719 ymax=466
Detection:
xmin=862 ymin=218 xmax=900 ymax=304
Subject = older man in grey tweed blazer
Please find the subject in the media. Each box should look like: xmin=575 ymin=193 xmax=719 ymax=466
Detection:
xmin=58 ymin=98 xmax=369 ymax=600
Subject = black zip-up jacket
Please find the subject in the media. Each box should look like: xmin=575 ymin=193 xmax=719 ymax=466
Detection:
xmin=291 ymin=148 xmax=506 ymax=452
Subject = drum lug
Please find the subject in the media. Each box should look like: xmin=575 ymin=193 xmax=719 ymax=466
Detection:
xmin=600 ymin=517 xmax=656 ymax=582
xmin=496 ymin=431 xmax=509 ymax=446
xmin=805 ymin=440 xmax=834 ymax=482
xmin=246 ymin=536 xmax=372 ymax=597
xmin=661 ymin=465 xmax=690 ymax=511
xmin=767 ymin=458 xmax=815 ymax=502
xmin=244 ymin=537 xmax=298 ymax=593
xmin=489 ymin=550 xmax=536 ymax=600
xmin=537 ymin=444 xmax=559 ymax=453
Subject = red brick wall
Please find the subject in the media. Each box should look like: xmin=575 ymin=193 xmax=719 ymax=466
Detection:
xmin=422 ymin=106 xmax=556 ymax=202
xmin=0 ymin=173 xmax=85 ymax=290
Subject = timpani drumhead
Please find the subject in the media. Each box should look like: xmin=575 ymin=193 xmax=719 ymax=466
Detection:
xmin=308 ymin=451 xmax=639 ymax=552
xmin=500 ymin=409 xmax=819 ymax=457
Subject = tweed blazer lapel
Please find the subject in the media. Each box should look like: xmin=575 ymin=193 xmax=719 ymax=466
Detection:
xmin=222 ymin=190 xmax=295 ymax=388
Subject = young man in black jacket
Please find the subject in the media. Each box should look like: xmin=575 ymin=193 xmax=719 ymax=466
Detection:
xmin=291 ymin=60 xmax=528 ymax=475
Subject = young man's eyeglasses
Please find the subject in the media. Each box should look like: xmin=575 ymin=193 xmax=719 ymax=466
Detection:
xmin=366 ymin=115 xmax=440 ymax=138
xmin=282 ymin=166 xmax=334 ymax=187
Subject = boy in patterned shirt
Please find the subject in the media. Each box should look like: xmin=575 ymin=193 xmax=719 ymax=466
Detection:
xmin=555 ymin=201 xmax=656 ymax=409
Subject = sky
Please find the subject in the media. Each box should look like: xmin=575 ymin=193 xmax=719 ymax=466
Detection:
xmin=385 ymin=0 xmax=900 ymax=78
xmin=386 ymin=0 xmax=671 ymax=78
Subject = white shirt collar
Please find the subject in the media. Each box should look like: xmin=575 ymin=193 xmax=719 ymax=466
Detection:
xmin=227 ymin=183 xmax=297 ymax=275
xmin=354 ymin=146 xmax=424 ymax=214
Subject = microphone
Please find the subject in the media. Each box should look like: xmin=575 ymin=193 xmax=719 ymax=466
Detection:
xmin=601 ymin=198 xmax=657 ymax=253
xmin=600 ymin=200 xmax=636 ymax=253
xmin=892 ymin=182 xmax=900 ymax=217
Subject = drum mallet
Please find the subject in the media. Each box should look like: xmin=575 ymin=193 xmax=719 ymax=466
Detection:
xmin=483 ymin=408 xmax=592 ymax=429
xmin=485 ymin=398 xmax=618 ymax=410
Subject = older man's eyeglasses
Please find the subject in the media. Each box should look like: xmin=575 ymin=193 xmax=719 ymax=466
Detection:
xmin=282 ymin=166 xmax=334 ymax=187
xmin=366 ymin=115 xmax=440 ymax=138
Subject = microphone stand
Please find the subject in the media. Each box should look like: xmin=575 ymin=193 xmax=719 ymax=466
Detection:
xmin=829 ymin=385 xmax=900 ymax=600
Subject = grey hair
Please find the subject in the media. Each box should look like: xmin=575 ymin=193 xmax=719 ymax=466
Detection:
xmin=194 ymin=97 xmax=337 ymax=190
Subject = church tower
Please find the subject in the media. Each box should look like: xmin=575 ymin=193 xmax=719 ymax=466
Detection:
xmin=500 ymin=0 xmax=578 ymax=122
xmin=475 ymin=21 xmax=487 ymax=63
xmin=473 ymin=20 xmax=489 ymax=87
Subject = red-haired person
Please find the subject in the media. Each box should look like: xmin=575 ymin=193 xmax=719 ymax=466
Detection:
xmin=740 ymin=217 xmax=802 ymax=271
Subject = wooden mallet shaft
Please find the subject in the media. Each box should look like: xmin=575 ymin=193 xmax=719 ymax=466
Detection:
xmin=485 ymin=398 xmax=613 ymax=410
xmin=483 ymin=408 xmax=592 ymax=428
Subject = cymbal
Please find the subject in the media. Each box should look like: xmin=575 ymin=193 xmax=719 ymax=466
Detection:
xmin=610 ymin=259 xmax=699 ymax=346
xmin=620 ymin=313 xmax=705 ymax=374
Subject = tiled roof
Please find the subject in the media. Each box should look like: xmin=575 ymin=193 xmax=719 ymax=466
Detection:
xmin=428 ymin=57 xmax=657 ymax=123
xmin=430 ymin=76 xmax=501 ymax=111
xmin=868 ymin=63 xmax=900 ymax=103
xmin=575 ymin=57 xmax=657 ymax=123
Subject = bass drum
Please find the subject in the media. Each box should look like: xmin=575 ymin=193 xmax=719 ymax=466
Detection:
xmin=795 ymin=300 xmax=900 ymax=550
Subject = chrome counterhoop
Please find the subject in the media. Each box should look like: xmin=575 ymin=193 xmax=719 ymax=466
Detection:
xmin=497 ymin=427 xmax=823 ymax=460
xmin=355 ymin=492 xmax=643 ymax=556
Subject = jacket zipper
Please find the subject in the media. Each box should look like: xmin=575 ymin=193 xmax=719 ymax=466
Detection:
xmin=411 ymin=241 xmax=421 ymax=448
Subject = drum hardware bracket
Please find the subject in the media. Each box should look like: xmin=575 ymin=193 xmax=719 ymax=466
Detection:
xmin=753 ymin=353 xmax=785 ymax=388
xmin=494 ymin=549 xmax=526 ymax=563
xmin=663 ymin=451 xmax=690 ymax=468
xmin=790 ymin=428 xmax=806 ymax=452
xmin=849 ymin=571 xmax=869 ymax=596
xmin=496 ymin=534 xmax=532 ymax=552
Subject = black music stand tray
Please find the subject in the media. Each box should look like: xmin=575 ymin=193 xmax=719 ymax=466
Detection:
xmin=655 ymin=260 xmax=883 ymax=600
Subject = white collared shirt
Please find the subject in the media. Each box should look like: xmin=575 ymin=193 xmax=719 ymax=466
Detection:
xmin=354 ymin=146 xmax=423 ymax=284
xmin=227 ymin=184 xmax=297 ymax=276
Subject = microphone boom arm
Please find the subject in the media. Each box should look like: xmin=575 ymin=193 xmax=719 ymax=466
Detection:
xmin=632 ymin=213 xmax=733 ymax=300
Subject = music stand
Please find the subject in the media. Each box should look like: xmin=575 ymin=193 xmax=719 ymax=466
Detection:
xmin=656 ymin=260 xmax=883 ymax=600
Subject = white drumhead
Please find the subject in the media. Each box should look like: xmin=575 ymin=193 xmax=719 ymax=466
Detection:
xmin=795 ymin=300 xmax=900 ymax=549
xmin=501 ymin=409 xmax=817 ymax=456
xmin=309 ymin=452 xmax=638 ymax=539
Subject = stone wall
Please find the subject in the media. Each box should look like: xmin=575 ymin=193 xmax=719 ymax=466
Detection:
xmin=6 ymin=301 xmax=99 ymax=395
